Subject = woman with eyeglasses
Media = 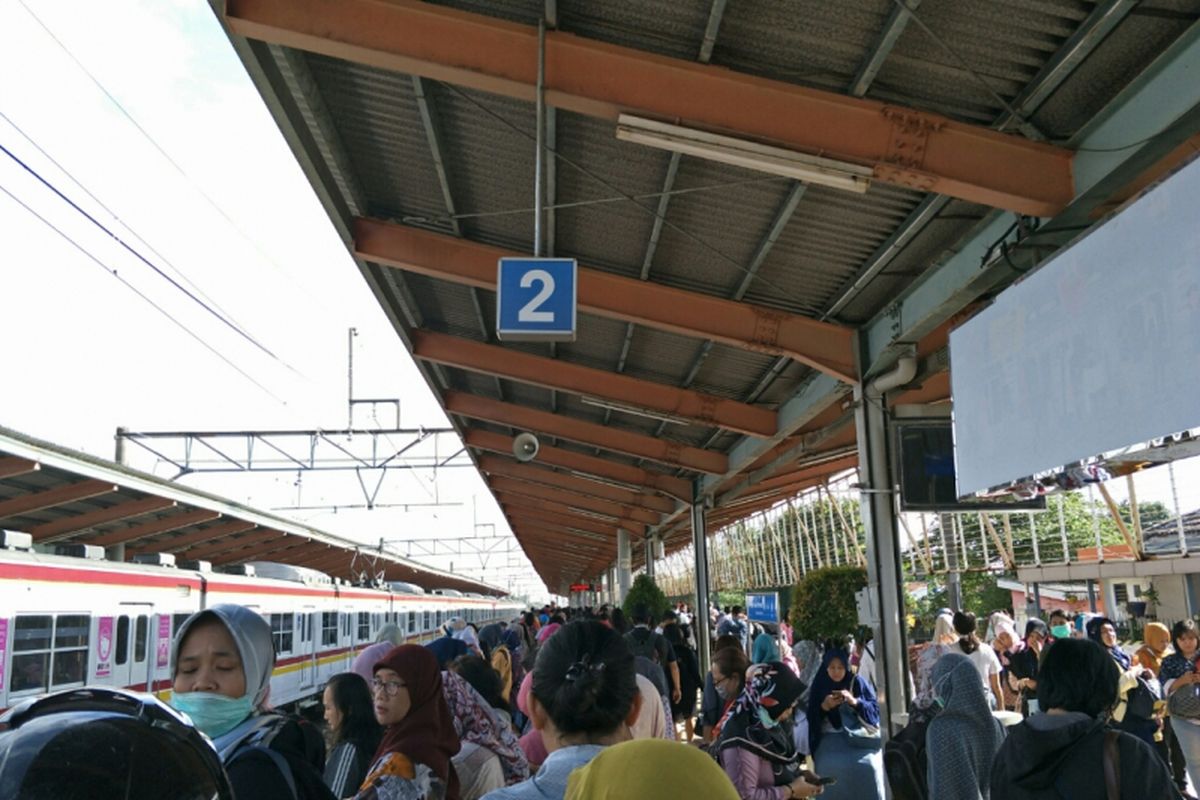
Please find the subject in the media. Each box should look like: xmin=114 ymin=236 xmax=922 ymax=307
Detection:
xmin=354 ymin=644 xmax=462 ymax=800
xmin=709 ymin=646 xmax=752 ymax=743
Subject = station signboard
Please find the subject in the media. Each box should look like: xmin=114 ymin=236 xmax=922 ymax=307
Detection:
xmin=497 ymin=257 xmax=577 ymax=341
xmin=746 ymin=592 xmax=780 ymax=623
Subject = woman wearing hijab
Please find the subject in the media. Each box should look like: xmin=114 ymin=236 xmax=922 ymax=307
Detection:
xmin=792 ymin=641 xmax=822 ymax=706
xmin=1136 ymin=622 xmax=1173 ymax=677
xmin=911 ymin=614 xmax=958 ymax=718
xmin=442 ymin=668 xmax=529 ymax=799
xmin=711 ymin=661 xmax=825 ymax=799
xmin=752 ymin=623 xmax=782 ymax=665
xmin=565 ymin=738 xmax=742 ymax=800
xmin=171 ymin=604 xmax=328 ymax=799
xmin=1086 ymin=616 xmax=1159 ymax=748
xmin=806 ymin=648 xmax=885 ymax=800
xmin=1007 ymin=619 xmax=1047 ymax=716
xmin=356 ymin=644 xmax=461 ymax=800
xmin=708 ymin=645 xmax=751 ymax=743
xmin=925 ymin=653 xmax=1004 ymax=800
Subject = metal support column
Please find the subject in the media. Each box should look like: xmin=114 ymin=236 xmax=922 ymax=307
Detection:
xmin=692 ymin=479 xmax=713 ymax=677
xmin=852 ymin=381 xmax=910 ymax=734
xmin=1032 ymin=583 xmax=1042 ymax=617
xmin=645 ymin=536 xmax=656 ymax=580
xmin=1087 ymin=579 xmax=1098 ymax=612
xmin=616 ymin=529 xmax=632 ymax=603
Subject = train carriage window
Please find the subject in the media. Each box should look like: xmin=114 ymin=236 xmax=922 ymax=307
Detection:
xmin=270 ymin=613 xmax=294 ymax=654
xmin=11 ymin=615 xmax=52 ymax=694
xmin=115 ymin=616 xmax=130 ymax=666
xmin=357 ymin=612 xmax=369 ymax=642
xmin=134 ymin=615 xmax=149 ymax=664
xmin=321 ymin=612 xmax=337 ymax=647
xmin=407 ymin=611 xmax=416 ymax=634
xmin=51 ymin=615 xmax=89 ymax=688
xmin=424 ymin=611 xmax=433 ymax=632
xmin=341 ymin=613 xmax=350 ymax=639
xmin=173 ymin=613 xmax=190 ymax=639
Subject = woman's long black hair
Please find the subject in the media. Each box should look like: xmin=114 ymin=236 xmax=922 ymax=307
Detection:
xmin=327 ymin=672 xmax=382 ymax=755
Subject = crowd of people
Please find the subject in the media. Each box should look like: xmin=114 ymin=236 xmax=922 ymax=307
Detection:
xmin=2 ymin=599 xmax=1198 ymax=799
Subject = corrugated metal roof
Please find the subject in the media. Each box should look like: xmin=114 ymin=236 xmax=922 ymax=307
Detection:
xmin=216 ymin=0 xmax=1200 ymax=584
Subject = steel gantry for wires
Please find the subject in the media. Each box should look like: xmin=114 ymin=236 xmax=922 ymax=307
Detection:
xmin=116 ymin=426 xmax=473 ymax=508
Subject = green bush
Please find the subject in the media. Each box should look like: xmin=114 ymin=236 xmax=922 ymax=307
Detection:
xmin=789 ymin=566 xmax=867 ymax=642
xmin=623 ymin=573 xmax=669 ymax=620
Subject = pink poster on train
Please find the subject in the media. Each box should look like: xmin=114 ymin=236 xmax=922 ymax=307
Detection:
xmin=0 ymin=619 xmax=8 ymax=688
xmin=157 ymin=616 xmax=171 ymax=668
xmin=96 ymin=616 xmax=113 ymax=678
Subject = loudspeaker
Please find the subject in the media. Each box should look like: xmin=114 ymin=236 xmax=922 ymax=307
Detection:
xmin=513 ymin=432 xmax=540 ymax=462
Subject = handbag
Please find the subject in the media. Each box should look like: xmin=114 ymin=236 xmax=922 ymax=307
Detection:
xmin=1168 ymin=682 xmax=1200 ymax=719
xmin=1124 ymin=676 xmax=1160 ymax=720
xmin=839 ymin=703 xmax=882 ymax=751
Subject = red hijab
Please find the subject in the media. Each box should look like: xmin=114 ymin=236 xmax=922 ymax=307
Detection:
xmin=373 ymin=644 xmax=461 ymax=800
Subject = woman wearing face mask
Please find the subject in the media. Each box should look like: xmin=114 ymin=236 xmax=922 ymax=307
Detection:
xmin=701 ymin=636 xmax=747 ymax=742
xmin=356 ymin=644 xmax=461 ymax=800
xmin=1007 ymin=619 xmax=1047 ymax=716
xmin=711 ymin=661 xmax=825 ymax=799
xmin=924 ymin=653 xmax=1004 ymax=800
xmin=709 ymin=646 xmax=751 ymax=743
xmin=806 ymin=648 xmax=884 ymax=800
xmin=1046 ymin=611 xmax=1073 ymax=643
xmin=171 ymin=604 xmax=331 ymax=799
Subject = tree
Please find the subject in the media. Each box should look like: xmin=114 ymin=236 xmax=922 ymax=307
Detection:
xmin=623 ymin=573 xmax=669 ymax=620
xmin=789 ymin=566 xmax=867 ymax=642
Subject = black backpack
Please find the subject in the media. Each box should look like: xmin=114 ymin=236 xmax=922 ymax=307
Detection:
xmin=882 ymin=714 xmax=930 ymax=800
xmin=226 ymin=714 xmax=337 ymax=800
xmin=626 ymin=628 xmax=661 ymax=663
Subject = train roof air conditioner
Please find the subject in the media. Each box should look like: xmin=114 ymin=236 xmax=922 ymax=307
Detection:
xmin=176 ymin=559 xmax=213 ymax=572
xmin=53 ymin=543 xmax=104 ymax=560
xmin=220 ymin=564 xmax=256 ymax=577
xmin=132 ymin=553 xmax=177 ymax=568
xmin=0 ymin=530 xmax=33 ymax=551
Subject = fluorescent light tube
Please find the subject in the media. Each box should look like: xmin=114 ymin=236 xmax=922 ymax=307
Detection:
xmin=616 ymin=114 xmax=872 ymax=194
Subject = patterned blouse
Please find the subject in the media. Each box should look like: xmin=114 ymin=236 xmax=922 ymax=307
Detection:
xmin=352 ymin=752 xmax=443 ymax=800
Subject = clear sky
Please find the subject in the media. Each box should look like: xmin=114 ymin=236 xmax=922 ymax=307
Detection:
xmin=2 ymin=1 xmax=1196 ymax=603
xmin=0 ymin=0 xmax=551 ymax=599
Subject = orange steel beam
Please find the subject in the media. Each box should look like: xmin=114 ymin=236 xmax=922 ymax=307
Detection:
xmin=465 ymin=429 xmax=691 ymax=502
xmin=489 ymin=476 xmax=660 ymax=525
xmin=225 ymin=0 xmax=1073 ymax=216
xmin=412 ymin=330 xmax=777 ymax=437
xmin=510 ymin=517 xmax=615 ymax=545
xmin=499 ymin=493 xmax=646 ymax=534
xmin=0 ymin=457 xmax=39 ymax=480
xmin=182 ymin=529 xmax=279 ymax=562
xmin=477 ymin=456 xmax=675 ymax=514
xmin=290 ymin=546 xmax=344 ymax=566
xmin=501 ymin=504 xmax=622 ymax=538
xmin=208 ymin=534 xmax=298 ymax=565
xmin=29 ymin=497 xmax=177 ymax=542
xmin=90 ymin=509 xmax=223 ymax=548
xmin=447 ymin=392 xmax=727 ymax=475
xmin=0 ymin=480 xmax=118 ymax=519
xmin=749 ymin=453 xmax=860 ymax=496
xmin=128 ymin=520 xmax=254 ymax=555
xmin=516 ymin=541 xmax=596 ymax=567
xmin=359 ymin=221 xmax=856 ymax=384
xmin=512 ymin=528 xmax=598 ymax=556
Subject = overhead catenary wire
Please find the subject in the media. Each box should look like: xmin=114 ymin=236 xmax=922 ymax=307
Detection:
xmin=0 ymin=139 xmax=296 ymax=372
xmin=14 ymin=0 xmax=327 ymax=310
xmin=0 ymin=109 xmax=254 ymax=350
xmin=0 ymin=180 xmax=288 ymax=405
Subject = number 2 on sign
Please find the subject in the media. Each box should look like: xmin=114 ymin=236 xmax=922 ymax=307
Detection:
xmin=518 ymin=269 xmax=555 ymax=323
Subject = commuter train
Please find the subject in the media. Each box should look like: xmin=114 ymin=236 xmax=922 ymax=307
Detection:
xmin=0 ymin=542 xmax=520 ymax=712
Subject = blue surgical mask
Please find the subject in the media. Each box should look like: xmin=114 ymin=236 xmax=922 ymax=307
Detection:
xmin=715 ymin=680 xmax=733 ymax=702
xmin=1050 ymin=624 xmax=1071 ymax=639
xmin=172 ymin=691 xmax=253 ymax=738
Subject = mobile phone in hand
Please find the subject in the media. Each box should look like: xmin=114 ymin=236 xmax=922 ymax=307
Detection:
xmin=811 ymin=776 xmax=837 ymax=786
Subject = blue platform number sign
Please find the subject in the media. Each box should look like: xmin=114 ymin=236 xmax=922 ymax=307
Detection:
xmin=746 ymin=592 xmax=780 ymax=624
xmin=496 ymin=257 xmax=577 ymax=342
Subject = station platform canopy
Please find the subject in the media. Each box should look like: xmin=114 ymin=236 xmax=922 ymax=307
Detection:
xmin=213 ymin=0 xmax=1200 ymax=591
xmin=0 ymin=426 xmax=506 ymax=596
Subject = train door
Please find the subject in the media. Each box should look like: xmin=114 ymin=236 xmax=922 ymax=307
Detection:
xmin=105 ymin=605 xmax=152 ymax=691
xmin=299 ymin=607 xmax=316 ymax=690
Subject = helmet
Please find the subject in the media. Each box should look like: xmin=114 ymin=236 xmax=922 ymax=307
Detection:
xmin=0 ymin=687 xmax=233 ymax=800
